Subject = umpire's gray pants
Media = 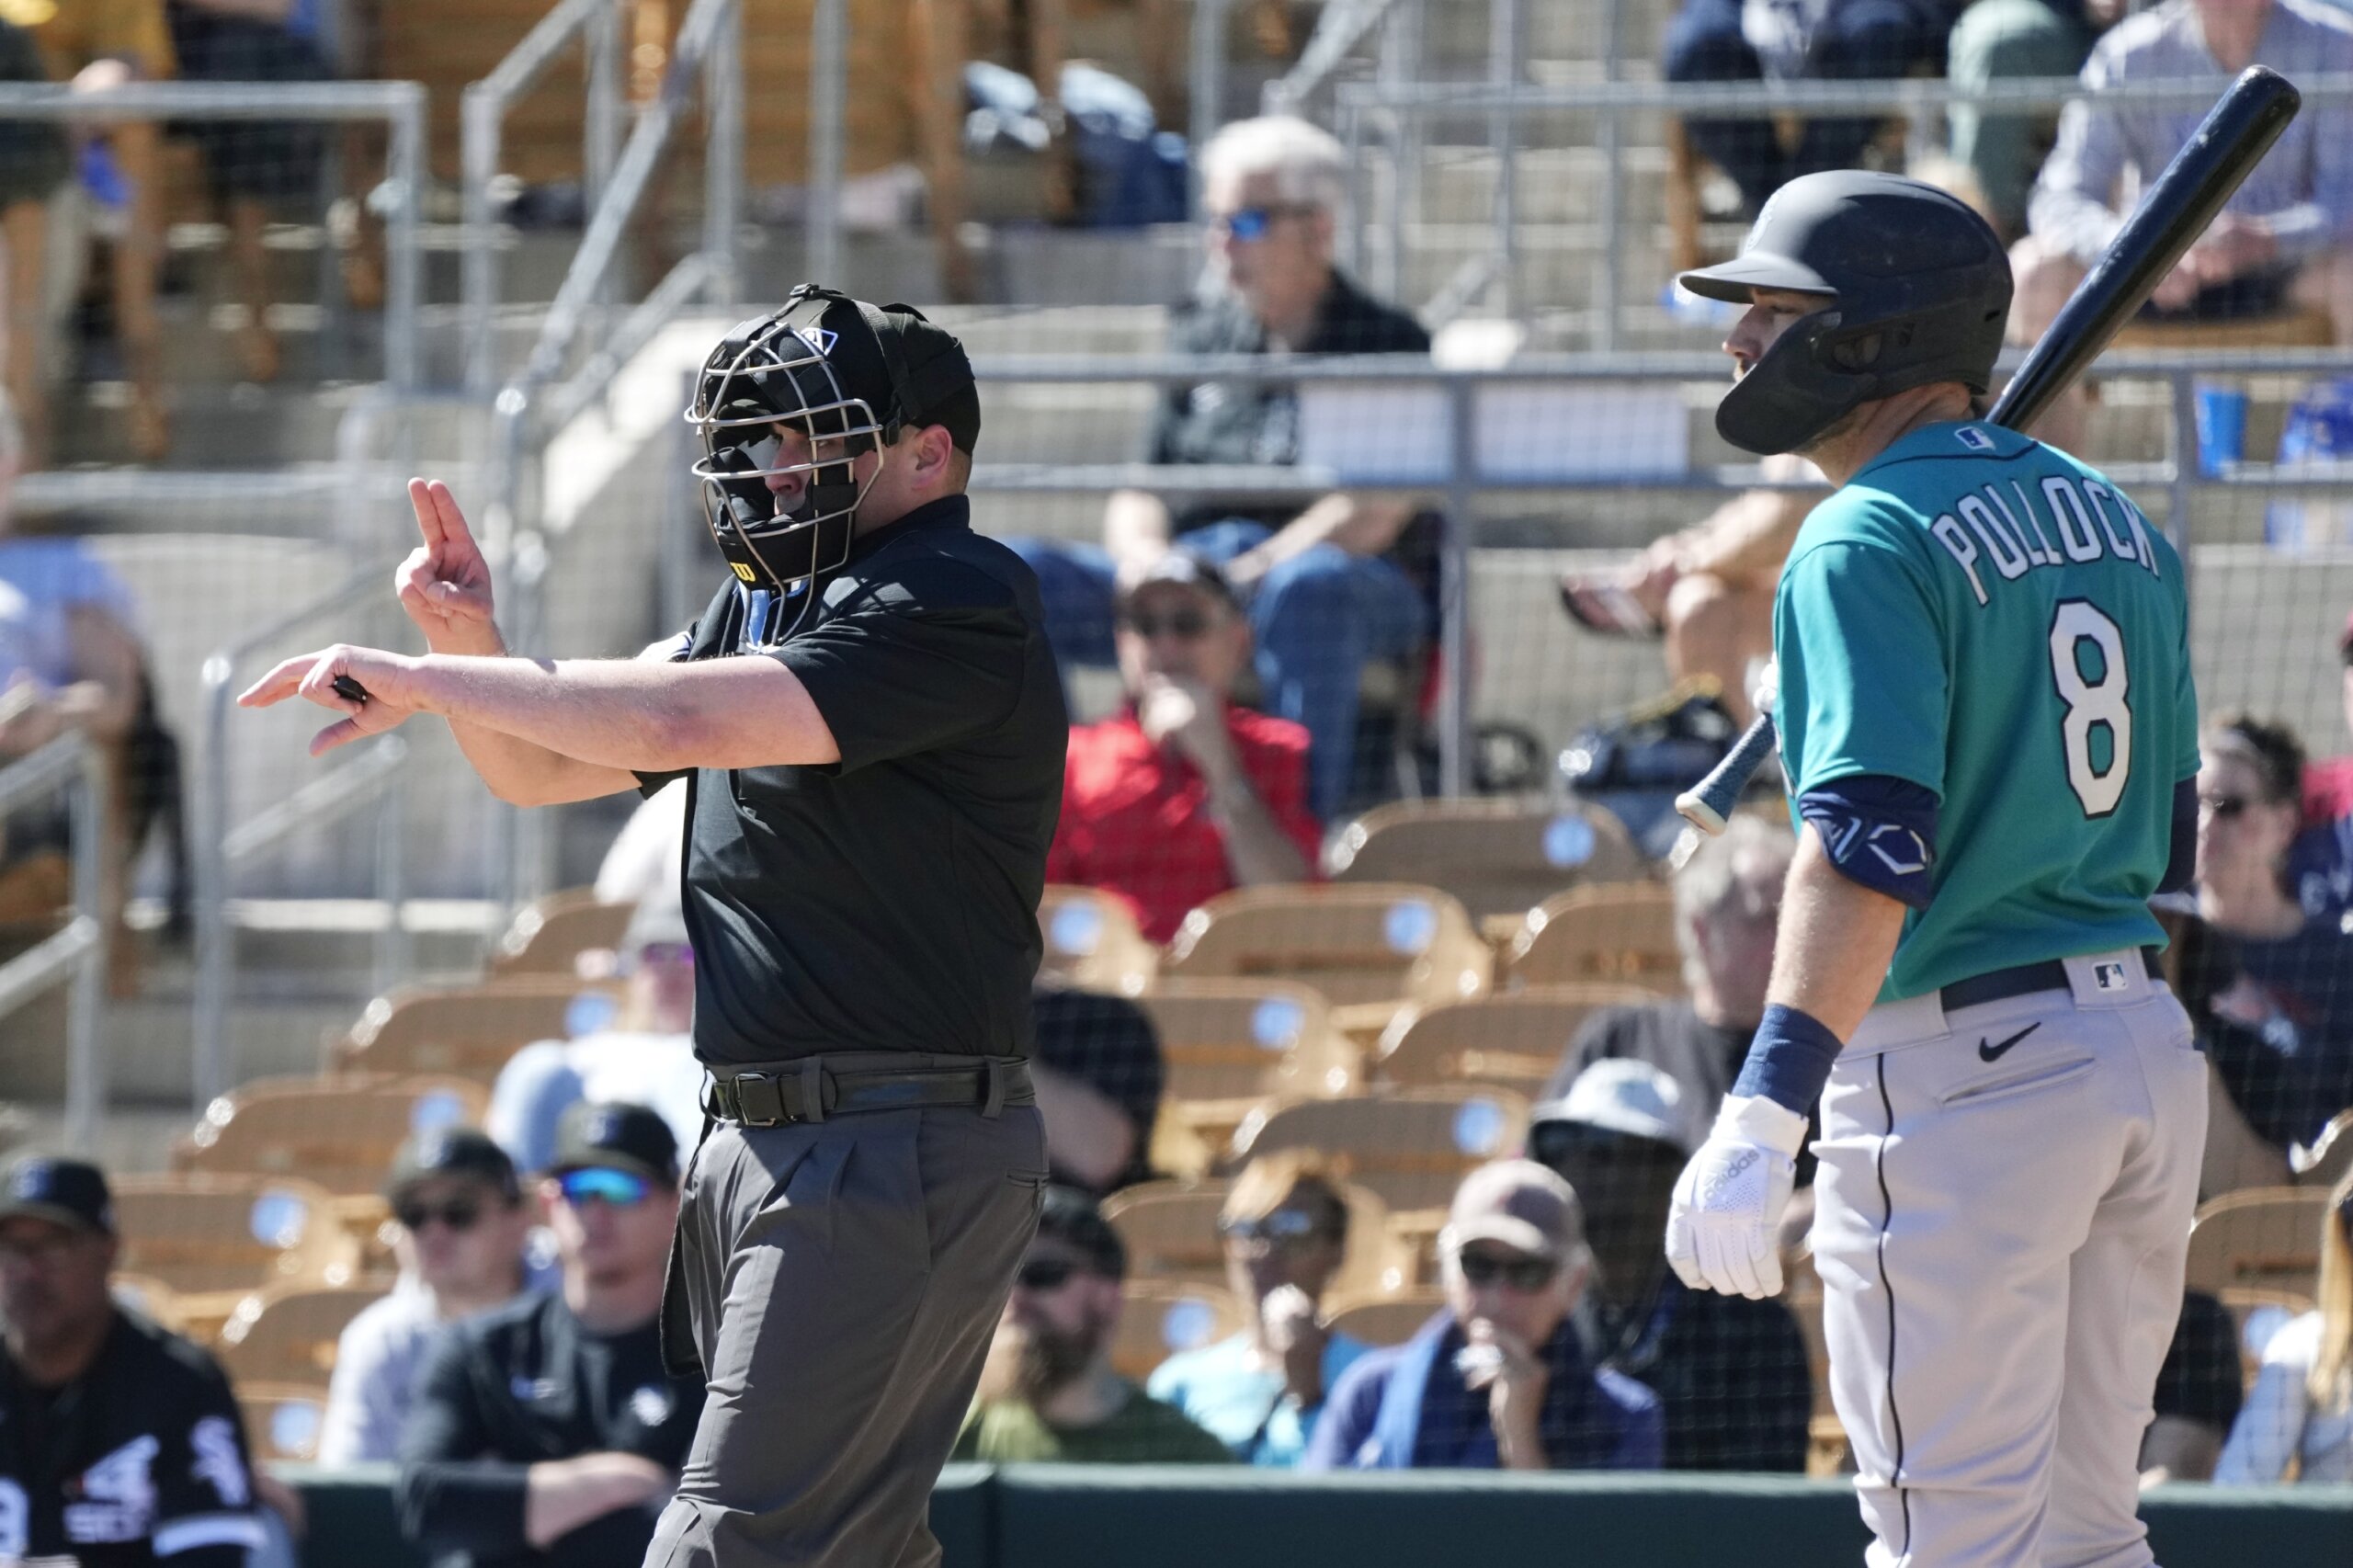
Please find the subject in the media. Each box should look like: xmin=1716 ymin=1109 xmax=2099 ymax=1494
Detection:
xmin=1814 ymin=951 xmax=2206 ymax=1568
xmin=644 ymin=1071 xmax=1047 ymax=1568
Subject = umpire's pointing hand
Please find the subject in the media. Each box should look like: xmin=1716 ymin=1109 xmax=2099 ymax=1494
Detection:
xmin=237 ymin=644 xmax=419 ymax=756
xmin=397 ymin=479 xmax=500 ymax=654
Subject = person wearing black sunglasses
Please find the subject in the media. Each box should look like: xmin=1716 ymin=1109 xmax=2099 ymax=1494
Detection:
xmin=320 ymin=1130 xmax=536 ymax=1466
xmin=1302 ymin=1161 xmax=1663 ymax=1472
xmin=1046 ymin=551 xmax=1320 ymax=947
xmin=397 ymin=1103 xmax=699 ymax=1568
xmin=2188 ymin=714 xmax=2353 ymax=1163
xmin=1529 ymin=1062 xmax=1811 ymax=1473
xmin=1146 ymin=1153 xmax=1370 ymax=1465
xmin=952 ymin=1187 xmax=1229 ymax=1465
xmin=1002 ymin=114 xmax=1435 ymax=821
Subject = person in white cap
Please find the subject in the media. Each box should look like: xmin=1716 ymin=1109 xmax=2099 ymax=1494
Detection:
xmin=1529 ymin=1061 xmax=1811 ymax=1471
xmin=1300 ymin=1160 xmax=1662 ymax=1471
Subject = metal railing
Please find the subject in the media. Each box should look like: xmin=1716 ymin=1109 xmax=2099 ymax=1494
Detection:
xmin=0 ymin=733 xmax=108 ymax=1149
xmin=1332 ymin=72 xmax=2353 ymax=349
xmin=0 ymin=79 xmax=426 ymax=389
xmin=460 ymin=0 xmax=628 ymax=392
xmin=190 ymin=563 xmax=412 ymax=1108
xmin=961 ymin=343 xmax=2353 ymax=792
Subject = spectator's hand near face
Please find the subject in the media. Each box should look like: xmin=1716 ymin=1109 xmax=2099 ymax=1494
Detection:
xmin=1138 ymin=676 xmax=1241 ymax=784
xmin=1463 ymin=1319 xmax=1551 ymax=1465
xmin=70 ymin=59 xmax=133 ymax=95
xmin=1259 ymin=1284 xmax=1330 ymax=1408
xmin=0 ymin=676 xmax=62 ymax=756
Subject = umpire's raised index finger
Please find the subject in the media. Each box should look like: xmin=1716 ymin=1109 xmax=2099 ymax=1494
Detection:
xmin=426 ymin=479 xmax=478 ymax=547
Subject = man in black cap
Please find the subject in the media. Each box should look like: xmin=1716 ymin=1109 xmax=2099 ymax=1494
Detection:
xmin=398 ymin=1103 xmax=699 ymax=1568
xmin=252 ymin=287 xmax=1062 ymax=1568
xmin=322 ymin=1129 xmax=539 ymax=1464
xmin=0 ymin=1153 xmax=266 ymax=1566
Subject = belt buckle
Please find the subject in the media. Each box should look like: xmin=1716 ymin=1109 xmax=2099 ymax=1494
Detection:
xmin=730 ymin=1073 xmax=787 ymax=1128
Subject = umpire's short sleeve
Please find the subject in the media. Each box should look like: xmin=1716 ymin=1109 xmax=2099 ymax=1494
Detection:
xmin=1776 ymin=532 xmax=1949 ymax=800
xmin=767 ymin=559 xmax=1034 ymax=773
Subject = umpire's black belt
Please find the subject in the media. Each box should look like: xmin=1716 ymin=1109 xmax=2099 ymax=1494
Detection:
xmin=705 ymin=1052 xmax=1032 ymax=1127
xmin=1940 ymin=946 xmax=2165 ymax=1013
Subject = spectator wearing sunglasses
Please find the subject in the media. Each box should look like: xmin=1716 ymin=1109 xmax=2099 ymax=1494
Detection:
xmin=2188 ymin=715 xmax=2353 ymax=1158
xmin=485 ymin=891 xmax=704 ymax=1173
xmin=397 ymin=1104 xmax=697 ymax=1568
xmin=319 ymin=1131 xmax=538 ymax=1465
xmin=1005 ymin=114 xmax=1433 ymax=820
xmin=1046 ymin=551 xmax=1322 ymax=945
xmin=1302 ymin=1160 xmax=1662 ymax=1471
xmin=1146 ymin=1153 xmax=1371 ymax=1464
xmin=2286 ymin=608 xmax=2353 ymax=922
xmin=951 ymin=1187 xmax=1230 ymax=1464
xmin=1530 ymin=1062 xmax=1811 ymax=1471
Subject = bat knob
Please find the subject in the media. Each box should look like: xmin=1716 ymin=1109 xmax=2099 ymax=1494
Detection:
xmin=1674 ymin=785 xmax=1731 ymax=835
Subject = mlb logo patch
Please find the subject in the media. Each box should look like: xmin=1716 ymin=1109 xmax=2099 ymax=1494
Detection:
xmin=791 ymin=325 xmax=838 ymax=358
xmin=2094 ymin=960 xmax=2129 ymax=992
xmin=1956 ymin=427 xmax=1995 ymax=451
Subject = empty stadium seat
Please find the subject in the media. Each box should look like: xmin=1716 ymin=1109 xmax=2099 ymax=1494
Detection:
xmin=175 ymin=1075 xmax=489 ymax=1196
xmin=1100 ymin=1178 xmax=1411 ymax=1301
xmin=216 ymin=1284 xmax=383 ymax=1387
xmin=491 ymin=888 xmax=636 ymax=978
xmin=1326 ymin=1290 xmax=1446 ymax=1348
xmin=2185 ymin=1187 xmax=2330 ymax=1298
xmin=1111 ymin=1279 xmax=1249 ymax=1383
xmin=1136 ymin=980 xmax=1359 ymax=1143
xmin=1324 ymin=799 xmax=1644 ymax=920
xmin=1231 ymin=1086 xmax=1531 ymax=1216
xmin=1163 ymin=884 xmax=1490 ymax=1038
xmin=1039 ymin=885 xmax=1157 ymax=996
xmin=110 ymin=1174 xmax=359 ymax=1305
xmin=1499 ymin=882 xmax=1681 ymax=990
xmin=1375 ymin=986 xmax=1658 ymax=1095
xmin=332 ymin=978 xmax=623 ymax=1080
xmin=239 ymin=1382 xmax=330 ymax=1464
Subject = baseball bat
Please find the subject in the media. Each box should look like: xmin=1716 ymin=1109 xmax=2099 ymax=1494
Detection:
xmin=1674 ymin=64 xmax=2302 ymax=835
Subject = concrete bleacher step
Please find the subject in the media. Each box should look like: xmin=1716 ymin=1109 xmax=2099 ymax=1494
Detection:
xmin=1415 ymin=144 xmax=1679 ymax=228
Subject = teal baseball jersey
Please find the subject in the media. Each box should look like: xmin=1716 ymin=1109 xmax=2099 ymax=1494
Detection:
xmin=1773 ymin=419 xmax=2200 ymax=1003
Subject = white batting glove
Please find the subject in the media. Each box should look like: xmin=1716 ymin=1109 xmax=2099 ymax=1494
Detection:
xmin=1665 ymin=1093 xmax=1807 ymax=1299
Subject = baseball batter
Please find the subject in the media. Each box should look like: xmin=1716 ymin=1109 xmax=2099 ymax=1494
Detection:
xmin=1661 ymin=172 xmax=2205 ymax=1568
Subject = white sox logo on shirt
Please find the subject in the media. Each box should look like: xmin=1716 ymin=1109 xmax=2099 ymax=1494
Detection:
xmin=188 ymin=1416 xmax=250 ymax=1507
xmin=63 ymin=1435 xmax=157 ymax=1544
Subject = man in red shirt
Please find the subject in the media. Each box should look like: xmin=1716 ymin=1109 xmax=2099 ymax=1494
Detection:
xmin=2289 ymin=607 xmax=2353 ymax=915
xmin=1048 ymin=552 xmax=1323 ymax=941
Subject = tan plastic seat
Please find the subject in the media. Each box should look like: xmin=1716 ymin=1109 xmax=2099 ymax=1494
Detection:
xmin=1163 ymin=884 xmax=1490 ymax=1043
xmin=216 ymin=1284 xmax=384 ymax=1387
xmin=1100 ymin=1178 xmax=1410 ymax=1301
xmin=490 ymin=888 xmax=635 ymax=978
xmin=175 ymin=1075 xmax=490 ymax=1197
xmin=240 ymin=1382 xmax=331 ymax=1463
xmin=1039 ymin=885 xmax=1157 ymax=996
xmin=110 ymin=1174 xmax=360 ymax=1308
xmin=1376 ymin=986 xmax=1659 ymax=1095
xmin=108 ymin=1273 xmax=188 ymax=1333
xmin=1137 ymin=980 xmax=1361 ymax=1145
xmin=1231 ymin=1086 xmax=1531 ymax=1216
xmin=1499 ymin=882 xmax=1682 ymax=991
xmin=1325 ymin=1289 xmax=1447 ymax=1348
xmin=1324 ymin=799 xmax=1644 ymax=921
xmin=332 ymin=978 xmax=624 ymax=1080
xmin=2184 ymin=1187 xmax=2329 ymax=1298
xmin=1110 ymin=1279 xmax=1249 ymax=1382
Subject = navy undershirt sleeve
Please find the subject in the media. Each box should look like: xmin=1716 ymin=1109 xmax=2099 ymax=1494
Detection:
xmin=1797 ymin=774 xmax=1941 ymax=911
xmin=2158 ymin=776 xmax=2197 ymax=895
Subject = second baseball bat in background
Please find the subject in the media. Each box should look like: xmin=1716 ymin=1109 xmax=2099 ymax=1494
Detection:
xmin=1673 ymin=63 xmax=2302 ymax=835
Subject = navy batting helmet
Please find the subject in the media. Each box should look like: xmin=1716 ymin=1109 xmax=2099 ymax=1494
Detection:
xmin=1679 ymin=171 xmax=2012 ymax=456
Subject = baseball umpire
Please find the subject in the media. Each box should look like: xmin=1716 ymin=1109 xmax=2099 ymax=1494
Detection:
xmin=1661 ymin=174 xmax=2203 ymax=1568
xmin=244 ymin=284 xmax=1066 ymax=1567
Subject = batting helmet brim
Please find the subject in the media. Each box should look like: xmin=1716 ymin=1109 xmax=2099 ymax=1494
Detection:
xmin=1677 ymin=253 xmax=1839 ymax=304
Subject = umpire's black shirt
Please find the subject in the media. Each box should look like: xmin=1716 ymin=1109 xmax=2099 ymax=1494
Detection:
xmin=0 ymin=1309 xmax=264 ymax=1568
xmin=642 ymin=493 xmax=1067 ymax=1065
xmin=395 ymin=1290 xmax=700 ymax=1568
